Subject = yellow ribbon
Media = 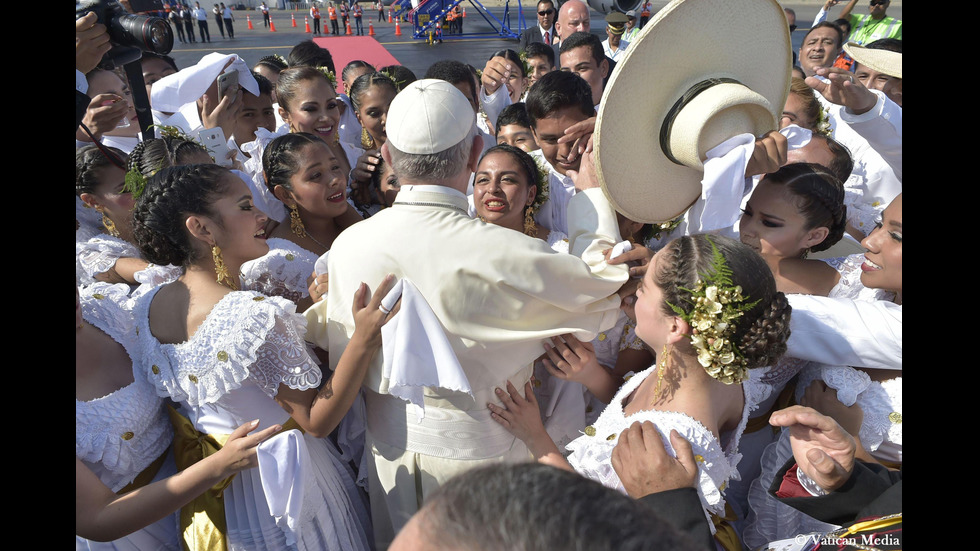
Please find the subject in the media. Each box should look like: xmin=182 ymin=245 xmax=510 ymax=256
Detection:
xmin=167 ymin=405 xmax=303 ymax=551
xmin=710 ymin=503 xmax=741 ymax=551
xmin=744 ymin=380 xmax=797 ymax=435
xmin=117 ymin=447 xmax=169 ymax=495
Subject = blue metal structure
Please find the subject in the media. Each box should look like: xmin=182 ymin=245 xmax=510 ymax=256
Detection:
xmin=394 ymin=0 xmax=527 ymax=40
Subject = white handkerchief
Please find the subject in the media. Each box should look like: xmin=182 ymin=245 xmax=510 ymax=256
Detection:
xmin=150 ymin=52 xmax=259 ymax=113
xmin=780 ymin=124 xmax=813 ymax=150
xmin=256 ymin=428 xmax=309 ymax=546
xmin=698 ymin=133 xmax=756 ymax=232
xmin=380 ymin=279 xmax=471 ymax=421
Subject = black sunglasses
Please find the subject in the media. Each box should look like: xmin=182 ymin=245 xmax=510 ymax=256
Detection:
xmin=789 ymin=24 xmax=797 ymax=32
xmin=538 ymin=8 xmax=554 ymax=15
xmin=869 ymin=0 xmax=887 ymax=5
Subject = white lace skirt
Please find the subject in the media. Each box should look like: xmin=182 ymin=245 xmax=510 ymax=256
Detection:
xmin=225 ymin=433 xmax=373 ymax=551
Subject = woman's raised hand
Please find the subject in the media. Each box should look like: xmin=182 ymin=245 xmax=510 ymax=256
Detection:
xmin=487 ymin=380 xmax=547 ymax=444
xmin=349 ymin=273 xmax=399 ymax=351
xmin=212 ymin=420 xmax=284 ymax=476
xmin=542 ymin=334 xmax=601 ymax=385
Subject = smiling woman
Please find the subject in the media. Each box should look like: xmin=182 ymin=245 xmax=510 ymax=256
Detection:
xmin=129 ymin=163 xmax=389 ymax=550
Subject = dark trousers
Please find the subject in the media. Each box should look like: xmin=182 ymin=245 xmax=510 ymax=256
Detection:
xmin=224 ymin=18 xmax=234 ymax=37
xmin=173 ymin=21 xmax=186 ymax=41
xmin=184 ymin=21 xmax=195 ymax=41
xmin=378 ymin=9 xmax=384 ymax=21
xmin=330 ymin=18 xmax=340 ymax=33
xmin=354 ymin=16 xmax=362 ymax=34
xmin=263 ymin=12 xmax=270 ymax=26
xmin=313 ymin=17 xmax=321 ymax=33
xmin=198 ymin=20 xmax=211 ymax=41
xmin=215 ymin=16 xmax=225 ymax=36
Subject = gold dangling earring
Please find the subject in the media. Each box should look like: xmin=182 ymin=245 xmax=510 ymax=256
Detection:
xmin=211 ymin=245 xmax=238 ymax=290
xmin=96 ymin=206 xmax=120 ymax=237
xmin=652 ymin=343 xmax=670 ymax=405
xmin=289 ymin=204 xmax=308 ymax=238
xmin=361 ymin=127 xmax=376 ymax=149
xmin=523 ymin=207 xmax=536 ymax=237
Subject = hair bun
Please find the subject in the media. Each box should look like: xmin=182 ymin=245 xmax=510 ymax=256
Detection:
xmin=738 ymin=291 xmax=792 ymax=369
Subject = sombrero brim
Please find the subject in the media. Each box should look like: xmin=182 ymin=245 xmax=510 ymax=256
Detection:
xmin=594 ymin=0 xmax=792 ymax=223
xmin=843 ymin=42 xmax=902 ymax=79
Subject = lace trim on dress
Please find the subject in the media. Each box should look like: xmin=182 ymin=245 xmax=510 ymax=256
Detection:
xmin=240 ymin=238 xmax=319 ymax=302
xmin=76 ymin=234 xmax=140 ymax=284
xmin=134 ymin=287 xmax=322 ymax=406
xmin=77 ymin=285 xmax=172 ymax=491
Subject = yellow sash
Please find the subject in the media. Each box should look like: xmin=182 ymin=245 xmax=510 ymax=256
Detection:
xmin=744 ymin=379 xmax=797 ymax=435
xmin=117 ymin=447 xmax=169 ymax=494
xmin=711 ymin=503 xmax=741 ymax=551
xmin=167 ymin=405 xmax=303 ymax=551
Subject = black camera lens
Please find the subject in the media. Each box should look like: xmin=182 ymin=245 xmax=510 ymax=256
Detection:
xmin=114 ymin=13 xmax=174 ymax=54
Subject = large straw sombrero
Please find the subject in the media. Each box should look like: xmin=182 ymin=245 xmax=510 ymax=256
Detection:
xmin=594 ymin=0 xmax=792 ymax=223
xmin=843 ymin=42 xmax=902 ymax=78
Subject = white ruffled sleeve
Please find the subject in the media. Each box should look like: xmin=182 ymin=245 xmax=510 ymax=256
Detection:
xmin=76 ymin=235 xmax=140 ymax=284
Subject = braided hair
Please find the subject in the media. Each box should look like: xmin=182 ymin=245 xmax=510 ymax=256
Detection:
xmin=262 ymin=132 xmax=328 ymax=195
xmin=128 ymin=134 xmax=211 ymax=179
xmin=76 ymin=145 xmax=129 ymax=196
xmin=654 ymin=235 xmax=792 ymax=370
xmin=762 ymin=162 xmax=847 ymax=253
xmin=349 ymin=71 xmax=398 ymax=113
xmin=132 ymin=164 xmax=233 ymax=267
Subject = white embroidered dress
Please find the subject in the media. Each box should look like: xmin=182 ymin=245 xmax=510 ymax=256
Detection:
xmin=240 ymin=237 xmax=319 ymax=302
xmin=76 ymin=283 xmax=179 ymax=551
xmin=566 ymin=366 xmax=755 ymax=533
xmin=133 ymin=287 xmax=372 ymax=550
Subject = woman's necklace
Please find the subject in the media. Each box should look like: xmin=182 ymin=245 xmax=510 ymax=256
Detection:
xmin=306 ymin=231 xmax=330 ymax=251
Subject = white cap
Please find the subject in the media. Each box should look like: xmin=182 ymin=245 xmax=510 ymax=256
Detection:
xmin=385 ymin=79 xmax=475 ymax=154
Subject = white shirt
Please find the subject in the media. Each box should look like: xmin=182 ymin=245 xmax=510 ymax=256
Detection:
xmin=601 ymin=38 xmax=630 ymax=62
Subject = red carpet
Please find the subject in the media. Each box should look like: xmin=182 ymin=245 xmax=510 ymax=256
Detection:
xmin=313 ymin=36 xmax=402 ymax=93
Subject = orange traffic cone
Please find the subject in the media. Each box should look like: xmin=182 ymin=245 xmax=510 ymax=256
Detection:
xmin=368 ymin=22 xmax=375 ymax=35
xmin=394 ymin=19 xmax=401 ymax=35
xmin=247 ymin=14 xmax=254 ymax=29
xmin=269 ymin=16 xmax=277 ymax=31
xmin=304 ymin=16 xmax=311 ymax=32
xmin=388 ymin=9 xmax=393 ymax=23
xmin=462 ymin=7 xmax=466 ymax=17
xmin=346 ymin=21 xmax=353 ymax=35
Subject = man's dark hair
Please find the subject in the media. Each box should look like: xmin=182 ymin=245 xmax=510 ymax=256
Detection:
xmin=424 ymin=59 xmax=477 ymax=102
xmin=496 ymin=103 xmax=533 ymax=136
xmin=805 ymin=21 xmax=844 ymax=49
xmin=865 ymin=37 xmax=902 ymax=53
xmin=415 ymin=463 xmax=702 ymax=551
xmin=524 ymin=41 xmax=556 ymax=67
xmin=559 ymin=31 xmax=604 ymax=66
xmin=525 ymin=70 xmax=594 ymax=127
xmin=810 ymin=133 xmax=854 ymax=184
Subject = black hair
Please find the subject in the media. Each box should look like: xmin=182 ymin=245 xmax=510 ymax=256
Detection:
xmin=655 ymin=235 xmax=792 ymax=369
xmin=805 ymin=21 xmax=844 ymax=49
xmin=424 ymin=59 xmax=476 ymax=95
xmin=254 ymin=54 xmax=289 ymax=74
xmin=341 ymin=59 xmax=377 ymax=86
xmin=132 ymin=164 xmax=234 ymax=267
xmin=496 ymin=103 xmax=533 ymax=135
xmin=523 ymin=41 xmax=555 ymax=68
xmin=762 ymin=162 xmax=847 ymax=253
xmin=865 ymin=37 xmax=902 ymax=53
xmin=379 ymin=64 xmax=417 ymax=89
xmin=349 ymin=71 xmax=398 ymax=112
xmin=128 ymin=135 xmax=211 ymax=179
xmin=276 ymin=66 xmax=335 ymax=113
xmin=139 ymin=51 xmax=179 ymax=72
xmin=524 ymin=70 xmax=594 ymax=127
xmin=418 ymin=463 xmax=701 ymax=551
xmin=287 ymin=39 xmax=337 ymax=74
xmin=76 ymin=145 xmax=129 ymax=196
xmin=490 ymin=49 xmax=526 ymax=77
xmin=807 ymin=134 xmax=854 ymax=184
xmin=478 ymin=144 xmax=540 ymax=191
xmin=251 ymin=71 xmax=273 ymax=97
xmin=262 ymin=132 xmax=328 ymax=194
xmin=559 ymin=31 xmax=604 ymax=67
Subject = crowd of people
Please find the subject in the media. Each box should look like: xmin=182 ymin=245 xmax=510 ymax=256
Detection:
xmin=75 ymin=0 xmax=901 ymax=549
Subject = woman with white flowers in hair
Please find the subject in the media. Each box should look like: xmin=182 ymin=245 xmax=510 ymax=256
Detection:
xmin=488 ymin=233 xmax=792 ymax=551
